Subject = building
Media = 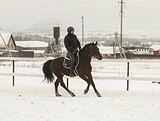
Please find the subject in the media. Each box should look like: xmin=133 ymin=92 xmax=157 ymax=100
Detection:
xmin=15 ymin=41 xmax=48 ymax=57
xmin=0 ymin=32 xmax=16 ymax=56
xmin=150 ymin=44 xmax=160 ymax=55
xmin=0 ymin=33 xmax=16 ymax=50
xmin=124 ymin=46 xmax=153 ymax=55
xmin=15 ymin=41 xmax=48 ymax=50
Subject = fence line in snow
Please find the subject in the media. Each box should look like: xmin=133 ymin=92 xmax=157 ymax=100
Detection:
xmin=0 ymin=57 xmax=160 ymax=90
xmin=0 ymin=57 xmax=160 ymax=62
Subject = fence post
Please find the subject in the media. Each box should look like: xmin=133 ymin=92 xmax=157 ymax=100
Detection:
xmin=12 ymin=60 xmax=15 ymax=86
xmin=127 ymin=61 xmax=130 ymax=91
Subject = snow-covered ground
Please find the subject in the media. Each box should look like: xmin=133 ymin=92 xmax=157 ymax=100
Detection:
xmin=0 ymin=60 xmax=160 ymax=121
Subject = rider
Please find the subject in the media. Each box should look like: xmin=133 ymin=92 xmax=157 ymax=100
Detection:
xmin=64 ymin=26 xmax=81 ymax=77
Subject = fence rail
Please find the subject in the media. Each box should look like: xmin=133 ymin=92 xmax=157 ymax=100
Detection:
xmin=0 ymin=57 xmax=160 ymax=62
xmin=0 ymin=73 xmax=159 ymax=81
xmin=0 ymin=57 xmax=160 ymax=90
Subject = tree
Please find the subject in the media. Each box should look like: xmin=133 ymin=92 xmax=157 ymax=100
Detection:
xmin=45 ymin=41 xmax=58 ymax=54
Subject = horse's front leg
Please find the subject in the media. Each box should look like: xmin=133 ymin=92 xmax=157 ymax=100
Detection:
xmin=79 ymin=75 xmax=90 ymax=94
xmin=86 ymin=73 xmax=101 ymax=97
xmin=84 ymin=83 xmax=90 ymax=95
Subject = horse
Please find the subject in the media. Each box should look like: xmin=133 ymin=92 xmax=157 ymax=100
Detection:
xmin=42 ymin=42 xmax=102 ymax=97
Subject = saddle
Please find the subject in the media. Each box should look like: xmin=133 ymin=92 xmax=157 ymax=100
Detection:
xmin=63 ymin=52 xmax=79 ymax=70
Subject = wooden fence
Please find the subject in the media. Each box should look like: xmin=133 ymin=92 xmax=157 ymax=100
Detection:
xmin=0 ymin=57 xmax=160 ymax=91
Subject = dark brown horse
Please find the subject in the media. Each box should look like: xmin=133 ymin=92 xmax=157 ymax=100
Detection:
xmin=43 ymin=42 xmax=102 ymax=97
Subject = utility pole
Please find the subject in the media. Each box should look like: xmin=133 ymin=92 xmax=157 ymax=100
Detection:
xmin=81 ymin=15 xmax=84 ymax=47
xmin=114 ymin=32 xmax=119 ymax=59
xmin=114 ymin=32 xmax=118 ymax=47
xmin=119 ymin=0 xmax=125 ymax=47
xmin=119 ymin=0 xmax=126 ymax=58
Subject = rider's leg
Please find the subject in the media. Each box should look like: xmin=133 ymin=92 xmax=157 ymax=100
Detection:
xmin=68 ymin=51 xmax=75 ymax=76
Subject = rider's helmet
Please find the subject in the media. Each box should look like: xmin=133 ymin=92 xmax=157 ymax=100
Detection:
xmin=67 ymin=26 xmax=74 ymax=33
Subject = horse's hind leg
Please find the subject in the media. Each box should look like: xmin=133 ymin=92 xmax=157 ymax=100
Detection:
xmin=59 ymin=78 xmax=75 ymax=97
xmin=54 ymin=78 xmax=62 ymax=97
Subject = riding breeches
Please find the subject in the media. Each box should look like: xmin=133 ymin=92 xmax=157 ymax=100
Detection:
xmin=68 ymin=51 xmax=76 ymax=70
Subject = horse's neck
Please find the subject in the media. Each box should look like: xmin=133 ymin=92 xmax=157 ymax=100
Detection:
xmin=80 ymin=50 xmax=92 ymax=64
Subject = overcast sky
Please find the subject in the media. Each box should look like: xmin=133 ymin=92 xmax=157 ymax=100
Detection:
xmin=1 ymin=0 xmax=160 ymax=37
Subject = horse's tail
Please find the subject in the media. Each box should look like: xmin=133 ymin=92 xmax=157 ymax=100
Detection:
xmin=42 ymin=60 xmax=54 ymax=83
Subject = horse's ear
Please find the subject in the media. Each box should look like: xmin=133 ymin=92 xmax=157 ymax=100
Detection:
xmin=92 ymin=42 xmax=94 ymax=45
xmin=95 ymin=41 xmax=97 ymax=45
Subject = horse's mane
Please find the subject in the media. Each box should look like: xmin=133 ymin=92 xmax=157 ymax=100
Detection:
xmin=80 ymin=43 xmax=92 ymax=52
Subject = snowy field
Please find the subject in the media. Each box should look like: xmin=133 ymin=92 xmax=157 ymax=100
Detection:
xmin=0 ymin=60 xmax=160 ymax=121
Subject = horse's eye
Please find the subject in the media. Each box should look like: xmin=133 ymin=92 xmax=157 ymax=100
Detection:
xmin=92 ymin=49 xmax=95 ymax=53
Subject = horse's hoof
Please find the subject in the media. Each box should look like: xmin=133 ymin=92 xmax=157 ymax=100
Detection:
xmin=71 ymin=93 xmax=76 ymax=97
xmin=56 ymin=94 xmax=62 ymax=97
xmin=84 ymin=90 xmax=88 ymax=95
xmin=97 ymin=93 xmax=102 ymax=97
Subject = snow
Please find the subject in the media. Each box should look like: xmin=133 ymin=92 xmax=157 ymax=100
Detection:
xmin=22 ymin=50 xmax=45 ymax=54
xmin=98 ymin=46 xmax=114 ymax=54
xmin=150 ymin=44 xmax=160 ymax=50
xmin=0 ymin=60 xmax=160 ymax=121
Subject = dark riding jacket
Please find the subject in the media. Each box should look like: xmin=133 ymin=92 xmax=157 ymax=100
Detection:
xmin=64 ymin=33 xmax=81 ymax=52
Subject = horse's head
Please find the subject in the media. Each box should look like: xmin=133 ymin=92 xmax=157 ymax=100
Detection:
xmin=81 ymin=42 xmax=102 ymax=60
xmin=90 ymin=42 xmax=102 ymax=60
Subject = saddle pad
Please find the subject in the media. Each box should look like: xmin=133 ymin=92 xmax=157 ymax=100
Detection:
xmin=63 ymin=54 xmax=79 ymax=69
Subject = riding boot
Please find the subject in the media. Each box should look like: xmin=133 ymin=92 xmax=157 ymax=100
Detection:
xmin=68 ymin=51 xmax=76 ymax=77
xmin=69 ymin=64 xmax=75 ymax=77
xmin=70 ymin=69 xmax=75 ymax=77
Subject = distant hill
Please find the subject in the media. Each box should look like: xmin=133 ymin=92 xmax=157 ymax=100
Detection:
xmin=12 ymin=33 xmax=160 ymax=48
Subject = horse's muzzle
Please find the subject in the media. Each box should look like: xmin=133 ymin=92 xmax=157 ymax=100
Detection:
xmin=98 ymin=56 xmax=102 ymax=60
xmin=94 ymin=55 xmax=102 ymax=60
